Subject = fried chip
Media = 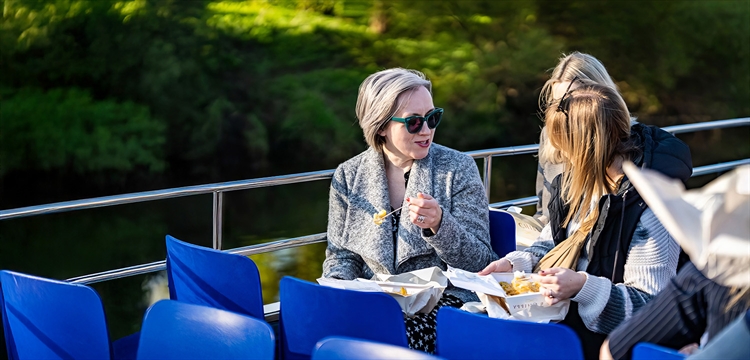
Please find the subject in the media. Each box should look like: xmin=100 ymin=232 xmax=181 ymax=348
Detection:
xmin=499 ymin=274 xmax=540 ymax=296
xmin=373 ymin=209 xmax=387 ymax=225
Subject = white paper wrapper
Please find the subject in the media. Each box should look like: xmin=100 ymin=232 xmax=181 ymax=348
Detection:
xmin=623 ymin=163 xmax=750 ymax=287
xmin=445 ymin=267 xmax=569 ymax=322
xmin=316 ymin=266 xmax=447 ymax=317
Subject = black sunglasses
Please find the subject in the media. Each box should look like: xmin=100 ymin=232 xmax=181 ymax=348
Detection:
xmin=556 ymin=76 xmax=581 ymax=118
xmin=390 ymin=108 xmax=444 ymax=134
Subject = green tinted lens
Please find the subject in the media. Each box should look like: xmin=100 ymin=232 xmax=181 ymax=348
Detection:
xmin=406 ymin=117 xmax=424 ymax=133
xmin=426 ymin=109 xmax=442 ymax=129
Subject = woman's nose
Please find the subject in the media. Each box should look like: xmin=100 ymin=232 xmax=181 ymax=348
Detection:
xmin=417 ymin=120 xmax=431 ymax=134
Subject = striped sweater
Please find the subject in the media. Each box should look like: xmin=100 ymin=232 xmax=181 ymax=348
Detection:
xmin=504 ymin=208 xmax=680 ymax=334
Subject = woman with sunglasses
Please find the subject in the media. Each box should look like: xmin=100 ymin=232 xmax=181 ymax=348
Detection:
xmin=480 ymin=81 xmax=692 ymax=359
xmin=323 ymin=68 xmax=497 ymax=353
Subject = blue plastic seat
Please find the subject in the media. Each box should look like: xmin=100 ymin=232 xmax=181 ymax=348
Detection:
xmin=312 ymin=336 xmax=443 ymax=360
xmin=436 ymin=307 xmax=583 ymax=360
xmin=136 ymin=300 xmax=274 ymax=360
xmin=633 ymin=343 xmax=685 ymax=360
xmin=489 ymin=208 xmax=517 ymax=257
xmin=0 ymin=270 xmax=136 ymax=360
xmin=279 ymin=276 xmax=408 ymax=359
xmin=165 ymin=235 xmax=264 ymax=319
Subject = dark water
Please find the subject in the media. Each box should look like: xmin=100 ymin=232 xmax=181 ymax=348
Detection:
xmin=0 ymin=126 xmax=747 ymax=340
xmin=0 ymin=181 xmax=332 ymax=339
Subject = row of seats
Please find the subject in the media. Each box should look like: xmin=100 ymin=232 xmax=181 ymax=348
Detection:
xmin=2 ymin=221 xmax=684 ymax=359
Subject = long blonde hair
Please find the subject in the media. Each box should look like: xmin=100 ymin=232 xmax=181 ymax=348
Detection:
xmin=539 ymin=52 xmax=619 ymax=165
xmin=545 ymin=82 xmax=636 ymax=242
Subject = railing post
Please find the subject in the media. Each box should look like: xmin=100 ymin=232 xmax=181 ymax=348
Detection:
xmin=483 ymin=155 xmax=492 ymax=200
xmin=212 ymin=191 xmax=224 ymax=250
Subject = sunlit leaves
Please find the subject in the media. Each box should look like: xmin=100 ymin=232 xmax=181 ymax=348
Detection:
xmin=0 ymin=87 xmax=165 ymax=176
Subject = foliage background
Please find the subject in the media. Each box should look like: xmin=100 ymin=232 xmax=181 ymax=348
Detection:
xmin=1 ymin=0 xmax=748 ymax=340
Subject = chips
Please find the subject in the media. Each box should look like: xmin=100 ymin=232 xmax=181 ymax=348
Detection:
xmin=385 ymin=286 xmax=409 ymax=296
xmin=499 ymin=273 xmax=540 ymax=296
xmin=373 ymin=209 xmax=387 ymax=225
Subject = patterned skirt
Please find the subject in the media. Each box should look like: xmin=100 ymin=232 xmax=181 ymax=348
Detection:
xmin=405 ymin=294 xmax=464 ymax=354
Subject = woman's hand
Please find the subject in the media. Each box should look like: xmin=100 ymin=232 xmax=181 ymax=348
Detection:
xmin=478 ymin=259 xmax=512 ymax=275
xmin=407 ymin=192 xmax=443 ymax=233
xmin=537 ymin=267 xmax=587 ymax=305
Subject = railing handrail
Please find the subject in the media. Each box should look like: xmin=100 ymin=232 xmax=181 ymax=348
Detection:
xmin=0 ymin=169 xmax=336 ymax=221
xmin=2 ymin=117 xmax=749 ymax=286
xmin=63 ymin=159 xmax=750 ymax=285
xmin=2 ymin=117 xmax=748 ymax=222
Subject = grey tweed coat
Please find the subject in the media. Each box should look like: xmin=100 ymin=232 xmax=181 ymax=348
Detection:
xmin=323 ymin=144 xmax=498 ymax=302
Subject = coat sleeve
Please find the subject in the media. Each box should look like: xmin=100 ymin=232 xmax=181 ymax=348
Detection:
xmin=322 ymin=165 xmax=364 ymax=280
xmin=422 ymin=154 xmax=498 ymax=272
xmin=606 ymin=263 xmax=707 ymax=359
xmin=503 ymin=223 xmax=555 ymax=271
xmin=572 ymin=209 xmax=680 ymax=334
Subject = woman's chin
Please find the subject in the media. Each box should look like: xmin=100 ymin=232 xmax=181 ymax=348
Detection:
xmin=410 ymin=147 xmax=431 ymax=160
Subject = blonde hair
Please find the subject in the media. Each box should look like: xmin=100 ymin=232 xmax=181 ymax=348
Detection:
xmin=545 ymin=82 xmax=637 ymax=243
xmin=356 ymin=68 xmax=432 ymax=151
xmin=539 ymin=52 xmax=619 ymax=165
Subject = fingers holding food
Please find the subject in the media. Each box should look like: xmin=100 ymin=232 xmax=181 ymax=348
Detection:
xmin=478 ymin=258 xmax=512 ymax=275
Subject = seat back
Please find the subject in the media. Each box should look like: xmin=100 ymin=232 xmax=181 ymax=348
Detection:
xmin=489 ymin=208 xmax=517 ymax=257
xmin=633 ymin=343 xmax=685 ymax=360
xmin=0 ymin=270 xmax=112 ymax=360
xmin=436 ymin=307 xmax=583 ymax=360
xmin=312 ymin=336 xmax=443 ymax=360
xmin=1 ymin=282 xmax=14 ymax=360
xmin=136 ymin=300 xmax=274 ymax=360
xmin=165 ymin=235 xmax=264 ymax=319
xmin=279 ymin=277 xmax=408 ymax=359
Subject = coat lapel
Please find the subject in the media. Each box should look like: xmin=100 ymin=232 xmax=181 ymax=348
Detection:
xmin=347 ymin=148 xmax=396 ymax=273
xmin=396 ymin=148 xmax=436 ymax=267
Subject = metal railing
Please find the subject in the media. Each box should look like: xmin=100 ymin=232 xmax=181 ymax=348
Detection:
xmin=1 ymin=117 xmax=749 ymax=286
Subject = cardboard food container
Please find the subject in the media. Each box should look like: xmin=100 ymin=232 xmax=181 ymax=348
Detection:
xmin=445 ymin=267 xmax=569 ymax=322
xmin=317 ymin=267 xmax=447 ymax=317
xmin=486 ymin=273 xmax=568 ymax=322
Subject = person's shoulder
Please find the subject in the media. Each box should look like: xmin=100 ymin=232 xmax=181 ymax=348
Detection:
xmin=633 ymin=123 xmax=692 ymax=182
xmin=634 ymin=123 xmax=684 ymax=147
xmin=333 ymin=148 xmax=376 ymax=183
xmin=337 ymin=147 xmax=375 ymax=171
xmin=430 ymin=143 xmax=474 ymax=166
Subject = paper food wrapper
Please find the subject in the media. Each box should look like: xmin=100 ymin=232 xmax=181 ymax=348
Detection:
xmin=445 ymin=267 xmax=569 ymax=322
xmin=623 ymin=163 xmax=750 ymax=287
xmin=501 ymin=206 xmax=544 ymax=250
xmin=317 ymin=266 xmax=447 ymax=317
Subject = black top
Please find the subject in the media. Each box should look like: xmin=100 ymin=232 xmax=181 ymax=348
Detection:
xmin=390 ymin=171 xmax=410 ymax=267
xmin=608 ymin=262 xmax=750 ymax=359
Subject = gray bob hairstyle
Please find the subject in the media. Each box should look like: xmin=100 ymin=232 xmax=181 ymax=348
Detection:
xmin=356 ymin=68 xmax=432 ymax=151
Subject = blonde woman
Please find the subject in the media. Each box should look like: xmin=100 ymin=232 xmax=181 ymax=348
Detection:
xmin=324 ymin=68 xmax=497 ymax=353
xmin=535 ymin=52 xmax=623 ymax=225
xmin=481 ymin=81 xmax=692 ymax=359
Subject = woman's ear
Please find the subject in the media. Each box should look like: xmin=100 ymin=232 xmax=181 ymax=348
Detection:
xmin=378 ymin=124 xmax=388 ymax=137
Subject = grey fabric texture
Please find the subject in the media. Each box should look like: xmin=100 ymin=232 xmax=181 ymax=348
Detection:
xmin=534 ymin=129 xmax=563 ymax=226
xmin=323 ymin=144 xmax=498 ymax=302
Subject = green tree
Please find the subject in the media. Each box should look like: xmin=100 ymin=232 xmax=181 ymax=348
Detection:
xmin=0 ymin=87 xmax=165 ymax=178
